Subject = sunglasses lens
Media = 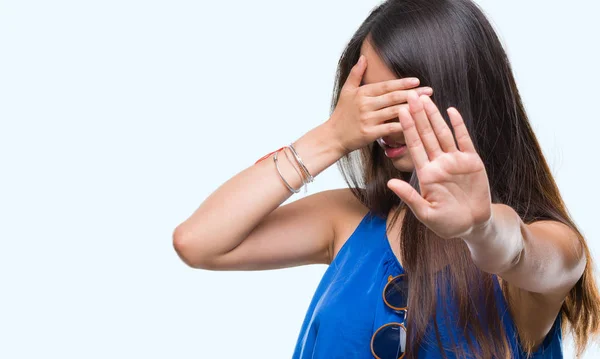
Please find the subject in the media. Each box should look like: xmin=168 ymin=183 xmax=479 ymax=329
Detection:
xmin=372 ymin=324 xmax=407 ymax=359
xmin=385 ymin=275 xmax=408 ymax=309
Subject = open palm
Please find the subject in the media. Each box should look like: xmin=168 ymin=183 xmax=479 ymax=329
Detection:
xmin=387 ymin=91 xmax=492 ymax=240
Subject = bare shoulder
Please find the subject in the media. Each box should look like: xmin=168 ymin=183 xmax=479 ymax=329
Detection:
xmin=322 ymin=188 xmax=370 ymax=261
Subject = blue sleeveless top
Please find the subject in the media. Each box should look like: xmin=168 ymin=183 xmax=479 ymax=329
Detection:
xmin=292 ymin=211 xmax=562 ymax=358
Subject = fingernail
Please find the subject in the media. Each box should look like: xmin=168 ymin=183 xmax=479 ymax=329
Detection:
xmin=408 ymin=78 xmax=419 ymax=85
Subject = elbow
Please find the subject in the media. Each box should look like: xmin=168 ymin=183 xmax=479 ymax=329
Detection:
xmin=172 ymin=225 xmax=213 ymax=269
xmin=570 ymin=245 xmax=588 ymax=285
xmin=558 ymin=233 xmax=588 ymax=291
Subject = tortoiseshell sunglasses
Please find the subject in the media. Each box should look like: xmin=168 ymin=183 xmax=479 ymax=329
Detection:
xmin=370 ymin=274 xmax=409 ymax=359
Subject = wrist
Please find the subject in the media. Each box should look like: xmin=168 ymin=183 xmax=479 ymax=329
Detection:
xmin=460 ymin=205 xmax=496 ymax=244
xmin=322 ymin=117 xmax=350 ymax=158
xmin=461 ymin=203 xmax=524 ymax=274
xmin=290 ymin=122 xmax=348 ymax=179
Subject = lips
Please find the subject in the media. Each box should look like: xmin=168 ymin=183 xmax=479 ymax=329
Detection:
xmin=378 ymin=137 xmax=406 ymax=148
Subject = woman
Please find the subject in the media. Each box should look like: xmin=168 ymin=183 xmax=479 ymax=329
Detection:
xmin=173 ymin=0 xmax=600 ymax=358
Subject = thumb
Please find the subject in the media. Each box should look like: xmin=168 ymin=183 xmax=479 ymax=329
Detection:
xmin=344 ymin=55 xmax=367 ymax=89
xmin=387 ymin=179 xmax=430 ymax=221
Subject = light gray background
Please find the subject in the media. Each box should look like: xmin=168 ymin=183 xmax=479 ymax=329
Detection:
xmin=1 ymin=0 xmax=599 ymax=358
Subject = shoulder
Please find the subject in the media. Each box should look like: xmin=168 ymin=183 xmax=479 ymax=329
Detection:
xmin=319 ymin=188 xmax=370 ymax=261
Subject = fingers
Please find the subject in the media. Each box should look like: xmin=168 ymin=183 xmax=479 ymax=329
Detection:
xmin=370 ymin=104 xmax=408 ymax=139
xmin=345 ymin=55 xmax=367 ymax=89
xmin=447 ymin=107 xmax=475 ymax=153
xmin=387 ymin=90 xmax=471 ymax=167
xmin=370 ymin=103 xmax=409 ymax=124
xmin=362 ymin=77 xmax=422 ymax=97
xmin=421 ymin=96 xmax=458 ymax=153
xmin=368 ymin=86 xmax=433 ymax=111
xmin=372 ymin=121 xmax=404 ymax=140
xmin=398 ymin=106 xmax=429 ymax=169
xmin=387 ymin=179 xmax=430 ymax=221
xmin=407 ymin=91 xmax=443 ymax=160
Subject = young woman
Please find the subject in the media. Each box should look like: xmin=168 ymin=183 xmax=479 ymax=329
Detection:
xmin=173 ymin=0 xmax=600 ymax=357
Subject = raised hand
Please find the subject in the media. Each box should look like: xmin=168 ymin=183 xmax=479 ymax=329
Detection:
xmin=387 ymin=91 xmax=492 ymax=240
xmin=327 ymin=55 xmax=433 ymax=154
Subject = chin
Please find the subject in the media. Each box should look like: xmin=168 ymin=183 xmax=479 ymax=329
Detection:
xmin=389 ymin=157 xmax=414 ymax=172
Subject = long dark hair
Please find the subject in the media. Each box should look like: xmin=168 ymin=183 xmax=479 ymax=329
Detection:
xmin=331 ymin=0 xmax=600 ymax=357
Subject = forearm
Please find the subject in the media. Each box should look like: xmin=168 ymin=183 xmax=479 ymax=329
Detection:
xmin=461 ymin=203 xmax=524 ymax=275
xmin=173 ymin=122 xmax=346 ymax=266
xmin=461 ymin=203 xmax=585 ymax=295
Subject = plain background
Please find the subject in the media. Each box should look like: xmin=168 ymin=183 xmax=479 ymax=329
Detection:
xmin=1 ymin=0 xmax=599 ymax=358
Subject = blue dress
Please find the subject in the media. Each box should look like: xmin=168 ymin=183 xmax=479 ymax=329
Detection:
xmin=292 ymin=210 xmax=562 ymax=358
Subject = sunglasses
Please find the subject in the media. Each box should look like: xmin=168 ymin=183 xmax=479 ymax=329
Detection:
xmin=370 ymin=274 xmax=409 ymax=359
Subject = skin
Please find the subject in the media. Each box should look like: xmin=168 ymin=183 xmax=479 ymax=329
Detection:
xmin=357 ymin=39 xmax=586 ymax=350
xmin=359 ymin=39 xmax=415 ymax=173
xmin=173 ymin=38 xmax=586 ymax=353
